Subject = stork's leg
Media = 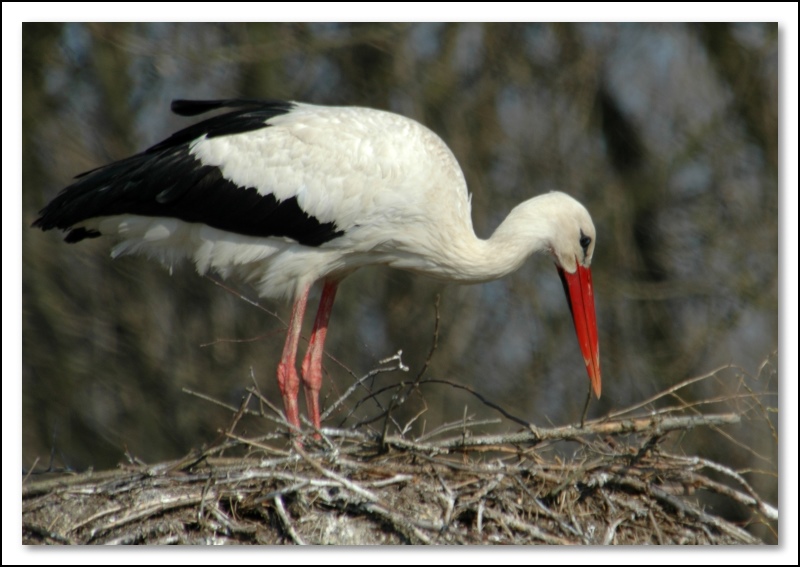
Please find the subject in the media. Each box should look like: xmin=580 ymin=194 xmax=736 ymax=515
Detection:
xmin=277 ymin=285 xmax=310 ymax=431
xmin=301 ymin=279 xmax=339 ymax=431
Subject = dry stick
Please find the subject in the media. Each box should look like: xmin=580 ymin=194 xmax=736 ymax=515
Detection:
xmin=636 ymin=374 xmax=775 ymax=465
xmin=398 ymin=401 xmax=429 ymax=436
xmin=481 ymin=507 xmax=573 ymax=544
xmin=674 ymin=455 xmax=778 ymax=520
xmin=207 ymin=501 xmax=257 ymax=536
xmin=629 ymin=391 xmax=774 ymax=421
xmin=382 ymin=296 xmax=441 ymax=443
xmin=380 ymin=393 xmax=400 ymax=450
xmin=580 ymin=386 xmax=592 ymax=428
xmin=321 ymin=351 xmax=408 ymax=422
xmin=742 ymin=378 xmax=778 ymax=442
xmin=689 ymin=473 xmax=778 ymax=521
xmin=203 ymin=274 xmax=284 ymax=321
xmin=359 ymin=502 xmax=433 ymax=544
xmin=413 ymin=294 xmax=441 ymax=385
xmin=602 ymin=514 xmax=631 ymax=545
xmin=22 ymin=468 xmax=139 ymax=498
xmin=432 ymin=466 xmax=456 ymax=527
xmin=606 ymin=474 xmax=760 ymax=544
xmin=371 ymin=297 xmax=441 ymax=423
xmin=245 ymin=384 xmax=302 ymax=438
xmin=460 ymin=405 xmax=470 ymax=445
xmin=690 ymin=456 xmax=773 ymax=507
xmin=247 ymin=366 xmax=298 ymax=432
xmin=22 ymin=457 xmax=40 ymax=485
xmin=293 ymin=445 xmax=380 ymax=503
xmin=604 ymin=363 xmax=775 ymax=466
xmin=416 ymin=418 xmax=503 ymax=442
xmin=188 ymin=390 xmax=254 ymax=464
xmin=310 ymin=412 xmax=737 ymax=455
xmin=197 ymin=476 xmax=215 ymax=531
xmin=383 ymin=413 xmax=740 ymax=452
xmin=348 ymin=381 xmax=414 ymax=426
xmin=182 ymin=367 xmax=289 ymax=446
xmin=604 ymin=364 xmax=737 ymax=420
xmin=85 ymin=493 xmax=207 ymax=543
xmin=66 ymin=502 xmax=125 ymax=534
xmin=182 ymin=386 xmax=259 ymax=416
xmin=292 ymin=445 xmax=435 ymax=544
xmin=320 ymin=305 xmax=433 ymax=432
xmin=225 ymin=431 xmax=292 ymax=457
xmin=648 ymin=510 xmax=666 ymax=545
xmin=171 ymin=384 xmax=293 ymax=470
xmin=226 ymin=391 xmax=253 ymax=435
xmin=273 ymin=495 xmax=306 ymax=545
xmin=413 ymin=378 xmax=533 ymax=428
xmin=246 ymin=386 xmax=290 ymax=425
xmin=511 ymin=475 xmax=586 ymax=541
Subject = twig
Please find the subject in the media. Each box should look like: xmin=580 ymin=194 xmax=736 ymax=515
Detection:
xmin=606 ymin=364 xmax=737 ymax=420
xmin=360 ymin=502 xmax=433 ymax=544
xmin=602 ymin=514 xmax=630 ymax=545
xmin=385 ymin=413 xmax=742 ymax=451
xmin=481 ymin=507 xmax=574 ymax=544
xmin=23 ymin=351 xmax=776 ymax=545
xmin=580 ymin=386 xmax=592 ymax=428
xmin=605 ymin=474 xmax=760 ymax=544
xmin=182 ymin=386 xmax=257 ymax=416
xmin=416 ymin=418 xmax=502 ymax=442
xmin=321 ymin=350 xmax=408 ymax=422
xmin=413 ymin=294 xmax=440 ymax=384
xmin=84 ymin=493 xmax=206 ymax=543
xmin=273 ymin=495 xmax=306 ymax=545
xmin=294 ymin=445 xmax=379 ymax=503
xmin=677 ymin=455 xmax=779 ymax=521
xmin=648 ymin=510 xmax=665 ymax=545
xmin=203 ymin=274 xmax=284 ymax=321
xmin=23 ymin=457 xmax=40 ymax=485
xmin=416 ymin=378 xmax=531 ymax=428
xmin=225 ymin=431 xmax=292 ymax=457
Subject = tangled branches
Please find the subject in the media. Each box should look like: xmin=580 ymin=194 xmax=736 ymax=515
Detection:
xmin=22 ymin=351 xmax=777 ymax=545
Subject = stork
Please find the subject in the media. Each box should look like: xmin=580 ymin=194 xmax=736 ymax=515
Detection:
xmin=33 ymin=99 xmax=601 ymax=434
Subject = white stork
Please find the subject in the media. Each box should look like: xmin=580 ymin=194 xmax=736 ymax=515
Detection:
xmin=33 ymin=99 xmax=601 ymax=434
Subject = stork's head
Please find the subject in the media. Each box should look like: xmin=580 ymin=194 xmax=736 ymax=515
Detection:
xmin=539 ymin=192 xmax=596 ymax=273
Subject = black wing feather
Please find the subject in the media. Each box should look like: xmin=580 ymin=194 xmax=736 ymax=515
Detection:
xmin=33 ymin=99 xmax=344 ymax=247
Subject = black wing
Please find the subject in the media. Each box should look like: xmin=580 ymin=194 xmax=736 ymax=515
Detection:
xmin=33 ymin=99 xmax=344 ymax=247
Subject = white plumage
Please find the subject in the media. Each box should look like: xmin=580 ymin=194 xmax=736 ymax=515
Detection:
xmin=34 ymin=99 xmax=601 ymax=435
xmin=84 ymin=104 xmax=474 ymax=299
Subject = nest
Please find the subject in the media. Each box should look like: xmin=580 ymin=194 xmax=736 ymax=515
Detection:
xmin=22 ymin=352 xmax=777 ymax=545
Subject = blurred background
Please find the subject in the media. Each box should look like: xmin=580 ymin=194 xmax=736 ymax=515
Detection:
xmin=21 ymin=22 xmax=778 ymax=538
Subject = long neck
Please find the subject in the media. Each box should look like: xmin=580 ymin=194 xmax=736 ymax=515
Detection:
xmin=457 ymin=201 xmax=555 ymax=282
xmin=390 ymin=198 xmax=554 ymax=284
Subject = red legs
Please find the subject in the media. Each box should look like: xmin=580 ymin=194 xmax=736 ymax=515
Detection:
xmin=276 ymin=285 xmax=310 ymax=431
xmin=301 ymin=279 xmax=339 ymax=431
xmin=276 ymin=279 xmax=339 ymax=435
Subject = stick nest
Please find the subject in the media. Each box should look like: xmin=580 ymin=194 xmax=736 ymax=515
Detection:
xmin=22 ymin=353 xmax=777 ymax=545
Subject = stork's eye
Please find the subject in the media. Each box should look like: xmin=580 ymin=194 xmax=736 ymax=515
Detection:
xmin=579 ymin=231 xmax=592 ymax=251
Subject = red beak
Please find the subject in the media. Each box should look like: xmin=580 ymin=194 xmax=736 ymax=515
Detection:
xmin=558 ymin=263 xmax=601 ymax=398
